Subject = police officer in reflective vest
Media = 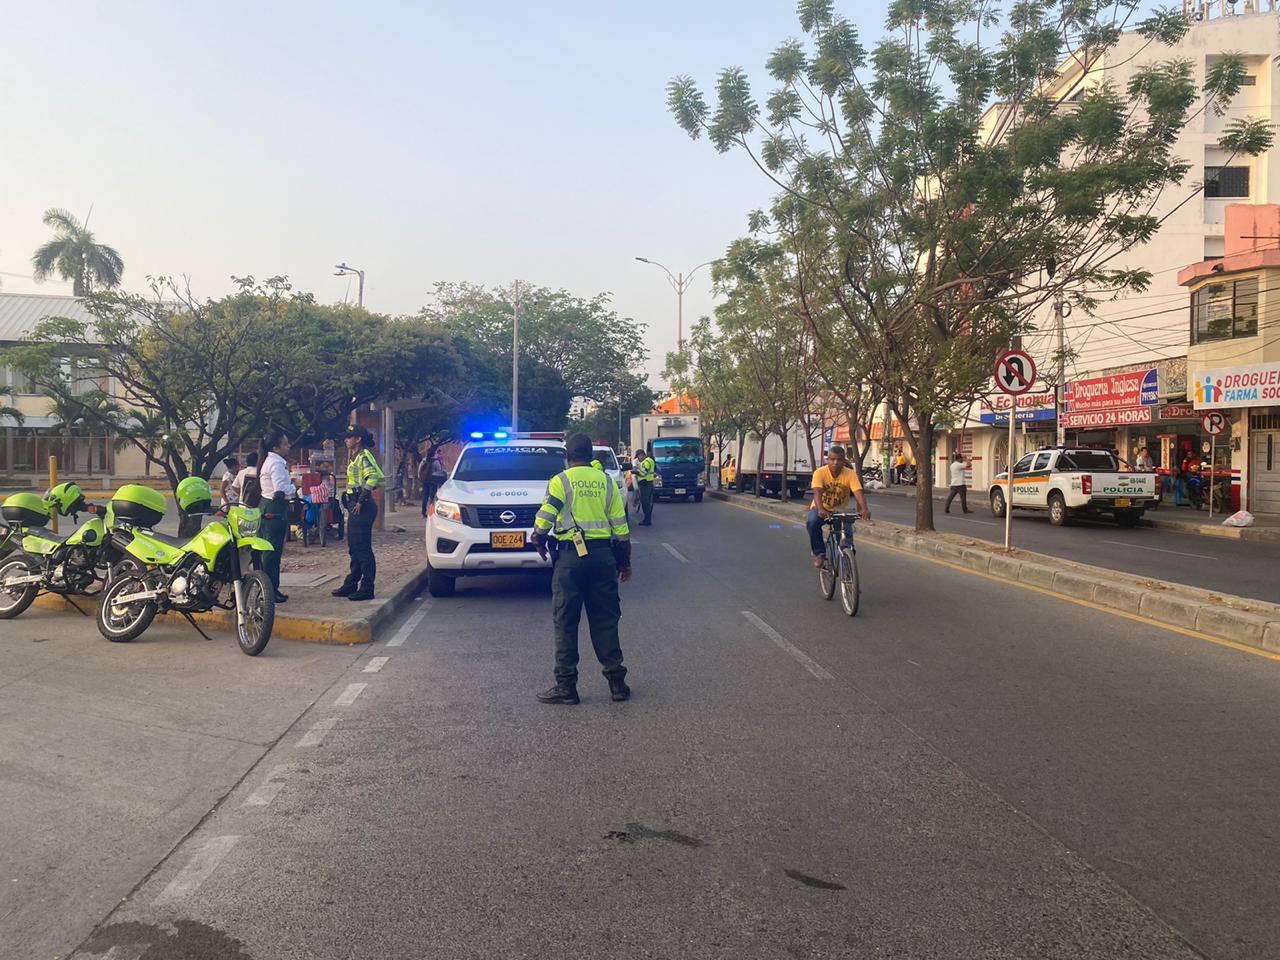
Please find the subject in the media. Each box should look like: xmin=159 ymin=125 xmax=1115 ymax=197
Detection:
xmin=633 ymin=447 xmax=656 ymax=526
xmin=332 ymin=425 xmax=385 ymax=602
xmin=531 ymin=433 xmax=632 ymax=704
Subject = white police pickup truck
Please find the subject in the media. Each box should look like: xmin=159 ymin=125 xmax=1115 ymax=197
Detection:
xmin=989 ymin=446 xmax=1158 ymax=527
xmin=424 ymin=432 xmax=565 ymax=596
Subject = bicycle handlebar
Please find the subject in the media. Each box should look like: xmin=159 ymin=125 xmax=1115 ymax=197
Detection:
xmin=824 ymin=511 xmax=861 ymax=520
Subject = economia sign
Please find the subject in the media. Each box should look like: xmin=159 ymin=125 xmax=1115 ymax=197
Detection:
xmin=1192 ymin=361 xmax=1280 ymax=410
xmin=1064 ymin=368 xmax=1158 ymax=413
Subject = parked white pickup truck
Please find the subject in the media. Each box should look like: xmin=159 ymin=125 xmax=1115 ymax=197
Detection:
xmin=989 ymin=447 xmax=1158 ymax=527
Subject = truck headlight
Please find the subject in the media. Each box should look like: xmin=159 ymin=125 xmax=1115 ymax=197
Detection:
xmin=434 ymin=500 xmax=462 ymax=523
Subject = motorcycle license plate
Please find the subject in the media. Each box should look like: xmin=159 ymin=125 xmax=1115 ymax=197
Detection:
xmin=490 ymin=532 xmax=525 ymax=549
xmin=673 ymin=488 xmax=686 ymax=495
xmin=1113 ymin=498 xmax=1131 ymax=508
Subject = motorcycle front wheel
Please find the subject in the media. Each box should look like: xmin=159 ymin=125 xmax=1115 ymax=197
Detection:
xmin=97 ymin=572 xmax=157 ymax=642
xmin=237 ymin=570 xmax=275 ymax=656
xmin=0 ymin=555 xmax=39 ymax=620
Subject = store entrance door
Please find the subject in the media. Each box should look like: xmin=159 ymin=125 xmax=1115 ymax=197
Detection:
xmin=1251 ymin=430 xmax=1280 ymax=514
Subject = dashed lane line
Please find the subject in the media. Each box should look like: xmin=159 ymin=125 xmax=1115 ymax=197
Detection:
xmin=104 ymin=947 xmax=146 ymax=960
xmin=154 ymin=835 xmax=240 ymax=905
xmin=363 ymin=656 xmax=390 ymax=673
xmin=242 ymin=766 xmax=291 ymax=808
xmin=335 ymin=682 xmax=367 ymax=706
xmin=1101 ymin=539 xmax=1217 ymax=561
xmin=662 ymin=542 xmax=689 ymax=563
xmin=296 ymin=717 xmax=337 ymax=748
xmin=386 ymin=597 xmax=433 ymax=647
xmin=741 ymin=611 xmax=835 ymax=680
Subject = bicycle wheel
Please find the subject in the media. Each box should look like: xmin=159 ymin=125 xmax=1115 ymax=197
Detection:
xmin=838 ymin=548 xmax=860 ymax=616
xmin=818 ymin=538 xmax=836 ymax=599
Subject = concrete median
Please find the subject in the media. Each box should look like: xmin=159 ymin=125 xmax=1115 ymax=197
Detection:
xmin=709 ymin=489 xmax=1280 ymax=656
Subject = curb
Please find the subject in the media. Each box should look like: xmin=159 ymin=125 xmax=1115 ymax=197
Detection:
xmin=865 ymin=483 xmax=1280 ymax=542
xmin=708 ymin=490 xmax=1280 ymax=656
xmin=33 ymin=564 xmax=431 ymax=646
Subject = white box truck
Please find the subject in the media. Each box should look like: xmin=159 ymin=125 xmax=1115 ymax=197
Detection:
xmin=629 ymin=414 xmax=706 ymax=502
xmin=727 ymin=423 xmax=824 ymax=498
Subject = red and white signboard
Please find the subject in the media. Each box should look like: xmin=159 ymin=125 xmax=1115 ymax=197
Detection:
xmin=1202 ymin=412 xmax=1229 ymax=436
xmin=994 ymin=350 xmax=1037 ymax=395
xmin=1064 ymin=368 xmax=1159 ymax=413
xmin=1060 ymin=407 xmax=1154 ymax=429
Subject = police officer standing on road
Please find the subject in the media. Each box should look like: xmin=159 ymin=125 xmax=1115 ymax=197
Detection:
xmin=633 ymin=446 xmax=656 ymax=526
xmin=332 ymin=425 xmax=384 ymax=602
xmin=531 ymin=433 xmax=632 ymax=705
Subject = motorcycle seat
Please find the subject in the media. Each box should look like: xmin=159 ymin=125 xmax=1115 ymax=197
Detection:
xmin=24 ymin=527 xmax=70 ymax=544
xmin=137 ymin=530 xmax=188 ymax=549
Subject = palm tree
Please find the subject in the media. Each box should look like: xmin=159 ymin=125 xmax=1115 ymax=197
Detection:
xmin=31 ymin=208 xmax=124 ymax=295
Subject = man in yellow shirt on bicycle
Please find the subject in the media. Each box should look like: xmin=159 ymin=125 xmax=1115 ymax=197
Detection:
xmin=807 ymin=445 xmax=871 ymax=568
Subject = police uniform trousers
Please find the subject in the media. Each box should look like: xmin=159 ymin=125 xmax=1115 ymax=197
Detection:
xmin=342 ymin=498 xmax=378 ymax=592
xmin=552 ymin=539 xmax=625 ymax=685
xmin=260 ymin=493 xmax=288 ymax=593
xmin=637 ymin=480 xmax=654 ymax=525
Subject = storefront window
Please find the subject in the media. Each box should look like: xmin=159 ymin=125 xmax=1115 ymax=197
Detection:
xmin=1192 ymin=277 xmax=1258 ymax=343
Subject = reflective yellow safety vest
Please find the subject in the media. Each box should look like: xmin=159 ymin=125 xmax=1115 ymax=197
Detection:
xmin=635 ymin=456 xmax=656 ymax=483
xmin=347 ymin=447 xmax=385 ymax=494
xmin=535 ymin=466 xmax=630 ymax=541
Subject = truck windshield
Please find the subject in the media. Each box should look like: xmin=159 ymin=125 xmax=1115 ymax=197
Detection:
xmin=452 ymin=447 xmax=566 ymax=482
xmin=1058 ymin=450 xmax=1121 ymax=471
xmin=653 ymin=439 xmax=703 ymax=464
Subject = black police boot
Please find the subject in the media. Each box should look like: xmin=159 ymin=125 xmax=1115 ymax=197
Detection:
xmin=331 ymin=582 xmax=356 ymax=598
xmin=537 ymin=683 xmax=580 ymax=705
xmin=348 ymin=588 xmax=375 ymax=602
xmin=608 ymin=678 xmax=631 ymax=702
xmin=274 ymin=593 xmax=288 ymax=604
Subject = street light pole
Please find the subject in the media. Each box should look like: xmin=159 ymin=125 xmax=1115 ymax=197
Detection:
xmin=334 ymin=263 xmax=366 ymax=308
xmin=512 ymin=281 xmax=521 ymax=433
xmin=635 ymin=256 xmax=715 ymax=413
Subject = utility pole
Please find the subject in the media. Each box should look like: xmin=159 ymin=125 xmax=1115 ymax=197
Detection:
xmin=334 ymin=263 xmax=365 ymax=308
xmin=1054 ymin=292 xmax=1071 ymax=446
xmin=511 ymin=281 xmax=521 ymax=433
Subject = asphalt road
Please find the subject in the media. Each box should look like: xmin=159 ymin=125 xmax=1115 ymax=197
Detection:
xmin=862 ymin=488 xmax=1280 ymax=605
xmin=6 ymin=499 xmax=1279 ymax=959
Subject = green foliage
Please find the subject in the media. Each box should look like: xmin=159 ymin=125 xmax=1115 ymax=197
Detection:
xmin=667 ymin=0 xmax=1272 ymax=529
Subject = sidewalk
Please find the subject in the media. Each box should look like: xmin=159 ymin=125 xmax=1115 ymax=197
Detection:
xmin=869 ymin=482 xmax=1280 ymax=542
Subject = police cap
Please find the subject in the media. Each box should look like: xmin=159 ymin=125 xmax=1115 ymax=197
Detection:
xmin=342 ymin=425 xmax=373 ymax=444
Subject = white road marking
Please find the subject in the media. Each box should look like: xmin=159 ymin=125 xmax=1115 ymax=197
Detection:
xmin=296 ymin=717 xmax=337 ymax=748
xmin=1101 ymin=540 xmax=1217 ymax=560
xmin=741 ymin=612 xmax=835 ymax=681
xmin=363 ymin=656 xmax=390 ymax=673
xmin=949 ymin=516 xmax=999 ymax=525
xmin=104 ymin=946 xmax=146 ymax=960
xmin=661 ymin=542 xmax=689 ymax=563
xmin=154 ymin=835 xmax=240 ymax=904
xmin=386 ymin=598 xmax=433 ymax=647
xmin=335 ymin=682 xmax=367 ymax=706
xmin=906 ymin=659 xmax=922 ymax=667
xmin=242 ymin=766 xmax=290 ymax=808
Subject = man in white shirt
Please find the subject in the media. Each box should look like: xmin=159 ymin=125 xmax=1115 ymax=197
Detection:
xmin=258 ymin=432 xmax=296 ymax=604
xmin=944 ymin=452 xmax=973 ymax=514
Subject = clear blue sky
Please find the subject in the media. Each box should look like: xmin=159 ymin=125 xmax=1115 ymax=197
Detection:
xmin=0 ymin=0 xmax=826 ymax=382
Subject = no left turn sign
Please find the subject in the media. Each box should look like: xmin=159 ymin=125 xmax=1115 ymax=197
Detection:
xmin=1202 ymin=412 xmax=1229 ymax=436
xmin=994 ymin=350 xmax=1038 ymax=395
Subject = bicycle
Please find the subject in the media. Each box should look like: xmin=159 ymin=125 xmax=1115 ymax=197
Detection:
xmin=817 ymin=510 xmax=859 ymax=616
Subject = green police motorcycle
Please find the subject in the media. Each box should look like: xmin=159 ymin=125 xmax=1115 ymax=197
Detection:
xmin=96 ymin=477 xmax=277 ymax=656
xmin=0 ymin=483 xmax=139 ymax=620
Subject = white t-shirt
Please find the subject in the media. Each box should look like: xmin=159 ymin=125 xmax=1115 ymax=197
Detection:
xmin=949 ymin=459 xmax=967 ymax=486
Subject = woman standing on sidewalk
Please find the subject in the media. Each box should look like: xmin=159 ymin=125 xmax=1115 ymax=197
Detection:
xmin=258 ymin=430 xmax=296 ymax=605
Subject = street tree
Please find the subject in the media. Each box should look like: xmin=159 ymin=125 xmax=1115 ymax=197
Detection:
xmin=31 ymin=208 xmax=124 ymax=295
xmin=568 ymin=371 xmax=657 ymax=450
xmin=662 ymin=316 xmax=750 ymax=487
xmin=668 ymin=0 xmax=1271 ymax=529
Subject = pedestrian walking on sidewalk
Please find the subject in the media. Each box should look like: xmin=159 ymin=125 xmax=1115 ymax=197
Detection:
xmin=531 ymin=433 xmax=632 ymax=705
xmin=333 ymin=425 xmax=384 ymax=602
xmin=634 ymin=447 xmax=656 ymax=526
xmin=220 ymin=456 xmax=240 ymax=508
xmin=258 ymin=430 xmax=296 ymax=604
xmin=944 ymin=453 xmax=973 ymax=514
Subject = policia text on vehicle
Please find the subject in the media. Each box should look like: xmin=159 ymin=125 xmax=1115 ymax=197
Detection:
xmin=531 ymin=433 xmax=632 ymax=705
